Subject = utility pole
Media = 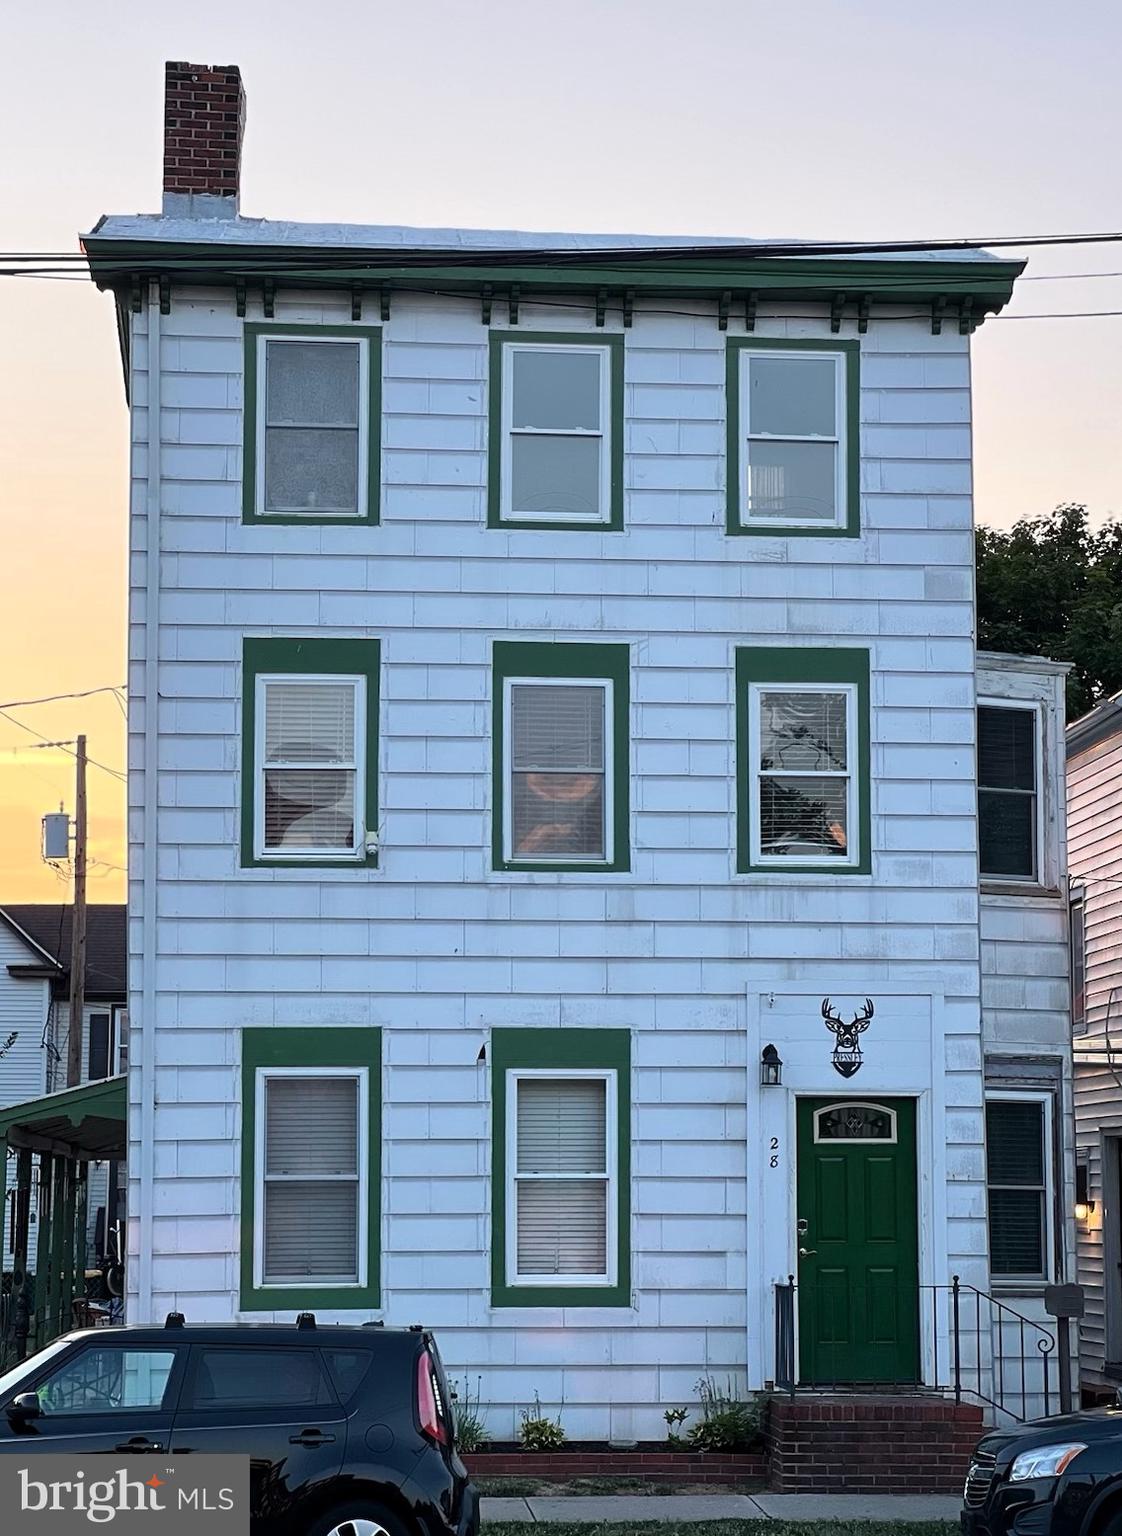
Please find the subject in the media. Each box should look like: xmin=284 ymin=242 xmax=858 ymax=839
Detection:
xmin=66 ymin=734 xmax=88 ymax=1089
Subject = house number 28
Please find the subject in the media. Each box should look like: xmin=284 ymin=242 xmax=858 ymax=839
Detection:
xmin=769 ymin=1137 xmax=779 ymax=1169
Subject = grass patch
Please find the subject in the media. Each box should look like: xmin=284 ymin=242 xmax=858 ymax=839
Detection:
xmin=486 ymin=1524 xmax=958 ymax=1536
xmin=476 ymin=1475 xmax=767 ymax=1498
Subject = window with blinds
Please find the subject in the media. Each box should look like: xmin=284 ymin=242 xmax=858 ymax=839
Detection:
xmin=505 ymin=679 xmax=610 ymax=864
xmin=259 ymin=337 xmax=364 ymax=517
xmin=986 ymin=1097 xmax=1051 ymax=1279
xmin=500 ymin=343 xmax=611 ymax=525
xmin=978 ymin=704 xmax=1039 ymax=880
xmin=740 ymin=350 xmax=845 ymax=528
xmin=511 ymin=1074 xmax=613 ymax=1284
xmin=256 ymin=676 xmax=363 ymax=857
xmin=259 ymin=1072 xmax=365 ymax=1287
xmin=751 ymin=684 xmax=855 ymax=865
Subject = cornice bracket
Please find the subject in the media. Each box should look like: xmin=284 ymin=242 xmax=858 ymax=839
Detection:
xmin=623 ymin=288 xmax=635 ymax=329
xmin=931 ymin=294 xmax=948 ymax=335
xmin=745 ymin=290 xmax=758 ymax=331
xmin=380 ymin=282 xmax=391 ymax=322
xmin=595 ymin=286 xmax=608 ymax=327
xmin=351 ymin=282 xmax=363 ymax=322
xmin=857 ymin=293 xmax=871 ymax=334
xmin=262 ymin=277 xmax=275 ymax=319
xmin=235 ymin=278 xmax=247 ymax=318
xmin=830 ymin=291 xmax=846 ymax=333
xmin=481 ymin=283 xmax=493 ymax=326
xmin=129 ymin=275 xmax=142 ymax=314
xmin=158 ymin=275 xmax=171 ymax=316
xmin=959 ymin=295 xmax=975 ymax=335
xmin=718 ymin=289 xmax=731 ymax=332
xmin=509 ymin=283 xmax=520 ymax=325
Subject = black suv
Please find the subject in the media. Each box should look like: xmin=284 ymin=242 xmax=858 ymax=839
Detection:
xmin=962 ymin=1407 xmax=1122 ymax=1536
xmin=0 ymin=1315 xmax=478 ymax=1536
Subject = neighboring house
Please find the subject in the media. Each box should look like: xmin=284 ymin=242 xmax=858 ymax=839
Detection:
xmin=0 ymin=904 xmax=127 ymax=1269
xmin=82 ymin=60 xmax=1074 ymax=1437
xmin=1067 ymin=691 xmax=1122 ymax=1401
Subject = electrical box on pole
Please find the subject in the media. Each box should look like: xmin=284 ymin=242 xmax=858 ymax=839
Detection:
xmin=42 ymin=812 xmax=71 ymax=861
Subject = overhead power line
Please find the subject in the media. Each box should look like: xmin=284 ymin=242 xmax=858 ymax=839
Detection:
xmin=0 ymin=709 xmax=126 ymax=783
xmin=0 ymin=684 xmax=127 ymax=710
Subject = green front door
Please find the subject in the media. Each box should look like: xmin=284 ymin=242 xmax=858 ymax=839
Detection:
xmin=796 ymin=1097 xmax=919 ymax=1385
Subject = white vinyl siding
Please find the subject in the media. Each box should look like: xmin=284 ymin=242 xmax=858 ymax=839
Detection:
xmin=985 ymin=1092 xmax=1054 ymax=1282
xmin=256 ymin=335 xmax=367 ymax=518
xmin=503 ymin=676 xmax=612 ymax=865
xmin=748 ymin=682 xmax=858 ymax=867
xmin=508 ymin=1070 xmax=616 ymax=1287
xmin=978 ymin=701 xmax=1042 ymax=883
xmin=500 ymin=343 xmax=612 ymax=524
xmin=254 ymin=675 xmax=364 ymax=859
xmin=254 ymin=1067 xmax=368 ymax=1289
xmin=739 ymin=350 xmax=846 ymax=528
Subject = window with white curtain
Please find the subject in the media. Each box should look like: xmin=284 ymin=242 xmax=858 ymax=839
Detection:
xmin=254 ymin=676 xmax=364 ymax=858
xmin=749 ymin=682 xmax=857 ymax=866
xmin=508 ymin=1071 xmax=615 ymax=1286
xmin=256 ymin=335 xmax=367 ymax=518
xmin=499 ymin=342 xmax=612 ymax=524
xmin=739 ymin=349 xmax=846 ymax=528
xmin=503 ymin=677 xmax=611 ymax=864
xmin=255 ymin=1068 xmax=367 ymax=1289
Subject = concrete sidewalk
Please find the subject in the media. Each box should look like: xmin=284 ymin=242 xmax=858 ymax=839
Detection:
xmin=482 ymin=1491 xmax=962 ymax=1523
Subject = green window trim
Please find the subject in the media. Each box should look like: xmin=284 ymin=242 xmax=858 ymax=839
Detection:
xmin=487 ymin=330 xmax=625 ymax=531
xmin=242 ymin=322 xmax=383 ymax=526
xmin=735 ymin=646 xmax=872 ymax=875
xmin=490 ymin=1027 xmax=631 ymax=1308
xmin=241 ymin=636 xmax=381 ymax=869
xmin=240 ymin=1026 xmax=382 ymax=1312
xmin=491 ymin=640 xmax=631 ymax=873
xmin=725 ymin=337 xmax=861 ymax=539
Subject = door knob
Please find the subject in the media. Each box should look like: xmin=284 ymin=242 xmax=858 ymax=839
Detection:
xmin=798 ymin=1247 xmax=817 ymax=1257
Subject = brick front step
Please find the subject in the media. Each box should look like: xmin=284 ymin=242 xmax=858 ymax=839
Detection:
xmin=466 ymin=1446 xmax=766 ymax=1484
xmin=766 ymin=1395 xmax=984 ymax=1495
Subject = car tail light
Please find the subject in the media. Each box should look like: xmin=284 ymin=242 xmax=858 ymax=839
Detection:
xmin=417 ymin=1349 xmax=448 ymax=1446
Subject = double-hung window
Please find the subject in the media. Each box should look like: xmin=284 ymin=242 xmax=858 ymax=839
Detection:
xmin=491 ymin=1028 xmax=630 ymax=1307
xmin=489 ymin=332 xmax=623 ymax=529
xmin=242 ymin=638 xmax=380 ymax=867
xmin=492 ymin=642 xmax=630 ymax=871
xmin=736 ymin=648 xmax=871 ymax=873
xmin=978 ymin=703 xmax=1041 ymax=882
xmin=985 ymin=1094 xmax=1053 ymax=1282
xmin=726 ymin=338 xmax=859 ymax=536
xmin=241 ymin=1027 xmax=381 ymax=1310
xmin=243 ymin=324 xmax=381 ymax=524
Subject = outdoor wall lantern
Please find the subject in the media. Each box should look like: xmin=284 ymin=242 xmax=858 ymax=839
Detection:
xmin=1075 ymin=1162 xmax=1096 ymax=1221
xmin=760 ymin=1044 xmax=783 ymax=1088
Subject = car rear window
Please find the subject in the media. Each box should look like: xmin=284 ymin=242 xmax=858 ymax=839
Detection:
xmin=322 ymin=1347 xmax=374 ymax=1401
xmin=185 ymin=1348 xmax=334 ymax=1411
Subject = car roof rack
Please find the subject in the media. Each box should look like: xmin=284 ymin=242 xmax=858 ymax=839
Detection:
xmin=165 ymin=1312 xmax=185 ymax=1328
xmin=361 ymin=1320 xmax=384 ymax=1328
xmin=295 ymin=1312 xmax=317 ymax=1330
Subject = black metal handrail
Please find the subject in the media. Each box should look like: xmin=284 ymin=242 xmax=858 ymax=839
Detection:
xmin=773 ymin=1274 xmax=1061 ymax=1424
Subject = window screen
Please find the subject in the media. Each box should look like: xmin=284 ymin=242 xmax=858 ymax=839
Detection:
xmin=755 ymin=688 xmax=851 ymax=861
xmin=978 ymin=706 xmax=1038 ymax=880
xmin=261 ymin=1074 xmax=362 ymax=1285
xmin=744 ymin=354 xmax=840 ymax=524
xmin=260 ymin=678 xmax=361 ymax=854
xmin=263 ymin=339 xmax=361 ymax=515
xmin=986 ymin=1098 xmax=1049 ymax=1278
xmin=508 ymin=682 xmax=608 ymax=862
xmin=514 ymin=1077 xmax=610 ymax=1280
xmin=505 ymin=346 xmax=606 ymax=522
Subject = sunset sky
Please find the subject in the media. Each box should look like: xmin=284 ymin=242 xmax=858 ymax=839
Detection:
xmin=2 ymin=0 xmax=1120 ymax=901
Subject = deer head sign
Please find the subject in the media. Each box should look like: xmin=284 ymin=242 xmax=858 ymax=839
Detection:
xmin=821 ymin=998 xmax=874 ymax=1078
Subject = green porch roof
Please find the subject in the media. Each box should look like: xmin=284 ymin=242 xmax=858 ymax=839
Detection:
xmin=0 ymin=1075 xmax=125 ymax=1161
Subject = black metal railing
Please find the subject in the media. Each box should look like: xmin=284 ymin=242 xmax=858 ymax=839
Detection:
xmin=773 ymin=1274 xmax=1062 ymax=1424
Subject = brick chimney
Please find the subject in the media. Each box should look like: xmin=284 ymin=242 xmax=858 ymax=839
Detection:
xmin=162 ymin=61 xmax=246 ymax=217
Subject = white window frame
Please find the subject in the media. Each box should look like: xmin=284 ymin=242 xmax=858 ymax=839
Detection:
xmin=977 ymin=697 xmax=1044 ymax=886
xmin=499 ymin=341 xmax=613 ymax=526
xmin=1071 ymin=890 xmax=1087 ymax=1033
xmin=253 ymin=672 xmax=366 ymax=862
xmin=254 ymin=333 xmax=370 ymax=519
xmin=738 ymin=348 xmax=847 ymax=531
xmin=747 ymin=680 xmax=859 ymax=869
xmin=506 ymin=1066 xmax=618 ymax=1289
xmin=985 ymin=1089 xmax=1055 ymax=1285
xmin=253 ymin=1064 xmax=369 ymax=1292
xmin=502 ymin=674 xmax=614 ymax=866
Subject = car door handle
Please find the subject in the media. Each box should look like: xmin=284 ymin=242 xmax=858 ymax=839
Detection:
xmin=289 ymin=1429 xmax=336 ymax=1448
xmin=116 ymin=1437 xmax=163 ymax=1453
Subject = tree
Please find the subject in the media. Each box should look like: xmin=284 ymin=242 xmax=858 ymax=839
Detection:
xmin=976 ymin=504 xmax=1122 ymax=719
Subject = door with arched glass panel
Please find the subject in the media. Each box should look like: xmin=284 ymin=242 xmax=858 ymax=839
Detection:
xmin=795 ymin=1097 xmax=919 ymax=1384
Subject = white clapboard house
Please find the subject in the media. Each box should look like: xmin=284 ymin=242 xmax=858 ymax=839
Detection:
xmin=82 ymin=61 xmax=1075 ymax=1437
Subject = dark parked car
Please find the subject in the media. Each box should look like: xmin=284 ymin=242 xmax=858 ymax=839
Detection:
xmin=962 ymin=1407 xmax=1122 ymax=1536
xmin=0 ymin=1315 xmax=478 ymax=1536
